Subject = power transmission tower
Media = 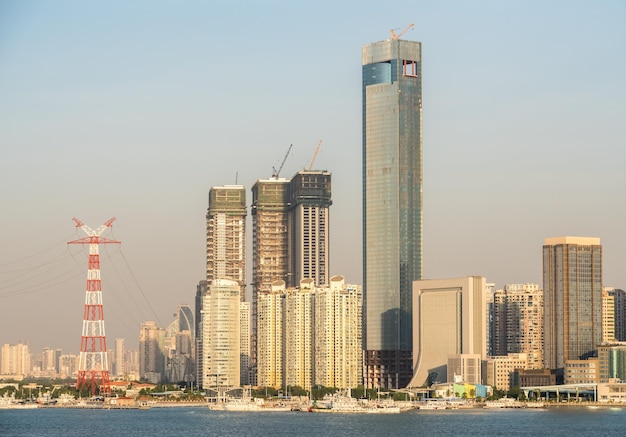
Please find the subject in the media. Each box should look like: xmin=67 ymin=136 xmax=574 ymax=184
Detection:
xmin=68 ymin=217 xmax=120 ymax=397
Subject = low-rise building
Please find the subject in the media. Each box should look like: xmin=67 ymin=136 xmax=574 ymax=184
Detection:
xmin=564 ymin=359 xmax=599 ymax=384
xmin=484 ymin=353 xmax=528 ymax=391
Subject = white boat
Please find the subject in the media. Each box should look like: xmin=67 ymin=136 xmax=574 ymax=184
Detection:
xmin=318 ymin=391 xmax=401 ymax=414
xmin=210 ymin=397 xmax=291 ymax=412
xmin=419 ymin=400 xmax=448 ymax=410
xmin=0 ymin=394 xmax=38 ymax=409
xmin=484 ymin=397 xmax=524 ymax=409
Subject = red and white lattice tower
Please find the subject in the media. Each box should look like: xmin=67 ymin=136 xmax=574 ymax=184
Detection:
xmin=68 ymin=217 xmax=120 ymax=396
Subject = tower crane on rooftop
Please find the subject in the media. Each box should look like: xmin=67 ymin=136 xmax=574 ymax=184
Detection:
xmin=390 ymin=23 xmax=414 ymax=40
xmin=308 ymin=140 xmax=322 ymax=171
xmin=272 ymin=144 xmax=293 ymax=178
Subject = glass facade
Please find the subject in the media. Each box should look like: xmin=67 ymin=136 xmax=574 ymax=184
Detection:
xmin=362 ymin=39 xmax=422 ymax=389
xmin=543 ymin=237 xmax=602 ymax=370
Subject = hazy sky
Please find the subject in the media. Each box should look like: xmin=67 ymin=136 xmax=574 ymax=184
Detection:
xmin=1 ymin=0 xmax=625 ymax=354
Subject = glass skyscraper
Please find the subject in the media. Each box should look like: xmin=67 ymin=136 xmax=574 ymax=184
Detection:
xmin=543 ymin=236 xmax=603 ymax=371
xmin=362 ymin=37 xmax=423 ymax=389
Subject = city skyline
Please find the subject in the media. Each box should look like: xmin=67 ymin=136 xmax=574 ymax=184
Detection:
xmin=1 ymin=1 xmax=626 ymax=354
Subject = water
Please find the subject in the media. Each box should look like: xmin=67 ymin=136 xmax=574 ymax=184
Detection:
xmin=1 ymin=406 xmax=625 ymax=436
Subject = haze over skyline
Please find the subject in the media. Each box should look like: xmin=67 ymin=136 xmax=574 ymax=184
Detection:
xmin=1 ymin=0 xmax=625 ymax=354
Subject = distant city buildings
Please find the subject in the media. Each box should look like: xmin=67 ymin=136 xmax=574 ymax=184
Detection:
xmin=362 ymin=35 xmax=423 ymax=389
xmin=114 ymin=338 xmax=125 ymax=378
xmin=1 ymin=343 xmax=31 ymax=377
xmin=139 ymin=321 xmax=164 ymax=383
xmin=543 ymin=236 xmax=603 ymax=370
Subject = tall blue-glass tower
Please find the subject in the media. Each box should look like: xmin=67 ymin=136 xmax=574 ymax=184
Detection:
xmin=362 ymin=37 xmax=423 ymax=389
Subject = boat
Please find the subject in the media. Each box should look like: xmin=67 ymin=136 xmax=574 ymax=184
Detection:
xmin=315 ymin=391 xmax=401 ymax=414
xmin=209 ymin=396 xmax=291 ymax=412
xmin=484 ymin=397 xmax=524 ymax=409
xmin=419 ymin=400 xmax=448 ymax=410
xmin=0 ymin=394 xmax=38 ymax=409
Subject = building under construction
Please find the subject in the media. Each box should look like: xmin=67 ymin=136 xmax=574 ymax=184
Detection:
xmin=250 ymin=169 xmax=332 ymax=384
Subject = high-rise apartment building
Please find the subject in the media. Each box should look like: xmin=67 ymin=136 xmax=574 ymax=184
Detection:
xmin=256 ymin=281 xmax=285 ymax=388
xmin=256 ymin=277 xmax=362 ymax=390
xmin=115 ymin=338 xmax=125 ymax=377
xmin=206 ymin=185 xmax=247 ymax=300
xmin=605 ymin=288 xmax=626 ymax=341
xmin=408 ymin=277 xmax=487 ymax=388
xmin=543 ymin=237 xmax=603 ymax=370
xmin=251 ymin=172 xmax=332 ymax=382
xmin=284 ymin=279 xmax=314 ymax=390
xmin=362 ymin=36 xmax=423 ymax=389
xmin=492 ymin=284 xmax=544 ymax=369
xmin=288 ymin=171 xmax=332 ymax=287
xmin=0 ymin=343 xmax=31 ymax=376
xmin=139 ymin=321 xmax=164 ymax=382
xmin=602 ymin=288 xmax=616 ymax=344
xmin=195 ymin=280 xmax=207 ymax=387
xmin=314 ymin=275 xmax=363 ymax=389
xmin=201 ymin=278 xmax=241 ymax=389
xmin=251 ymin=177 xmax=290 ymax=381
xmin=239 ymin=302 xmax=250 ymax=386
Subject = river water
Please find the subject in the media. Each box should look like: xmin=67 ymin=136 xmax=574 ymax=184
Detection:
xmin=1 ymin=405 xmax=624 ymax=436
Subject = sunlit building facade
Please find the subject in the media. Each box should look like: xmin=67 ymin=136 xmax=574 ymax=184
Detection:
xmin=543 ymin=237 xmax=602 ymax=370
xmin=408 ymin=277 xmax=487 ymax=388
xmin=493 ymin=283 xmax=544 ymax=369
xmin=201 ymin=278 xmax=240 ymax=389
xmin=362 ymin=37 xmax=423 ymax=389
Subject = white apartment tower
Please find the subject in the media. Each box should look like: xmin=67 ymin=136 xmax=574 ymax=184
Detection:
xmin=115 ymin=338 xmax=125 ymax=377
xmin=239 ymin=301 xmax=250 ymax=386
xmin=314 ymin=275 xmax=362 ymax=389
xmin=256 ymin=277 xmax=363 ymax=390
xmin=493 ymin=284 xmax=544 ymax=369
xmin=202 ymin=278 xmax=241 ymax=389
xmin=284 ymin=279 xmax=314 ymax=390
xmin=256 ymin=281 xmax=285 ymax=388
xmin=206 ymin=185 xmax=247 ymax=299
xmin=1 ymin=343 xmax=31 ymax=377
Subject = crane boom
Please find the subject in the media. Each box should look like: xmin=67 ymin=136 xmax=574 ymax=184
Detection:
xmin=308 ymin=140 xmax=322 ymax=170
xmin=390 ymin=23 xmax=414 ymax=40
xmin=272 ymin=144 xmax=293 ymax=178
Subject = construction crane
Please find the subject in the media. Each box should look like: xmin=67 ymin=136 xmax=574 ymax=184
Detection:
xmin=308 ymin=140 xmax=322 ymax=171
xmin=390 ymin=23 xmax=414 ymax=40
xmin=272 ymin=144 xmax=293 ymax=178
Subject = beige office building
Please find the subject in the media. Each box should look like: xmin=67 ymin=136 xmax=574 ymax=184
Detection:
xmin=447 ymin=354 xmax=481 ymax=385
xmin=484 ymin=353 xmax=529 ymax=391
xmin=408 ymin=277 xmax=487 ymax=388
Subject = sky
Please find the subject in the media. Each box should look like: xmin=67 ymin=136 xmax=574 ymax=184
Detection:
xmin=1 ymin=0 xmax=625 ymax=355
